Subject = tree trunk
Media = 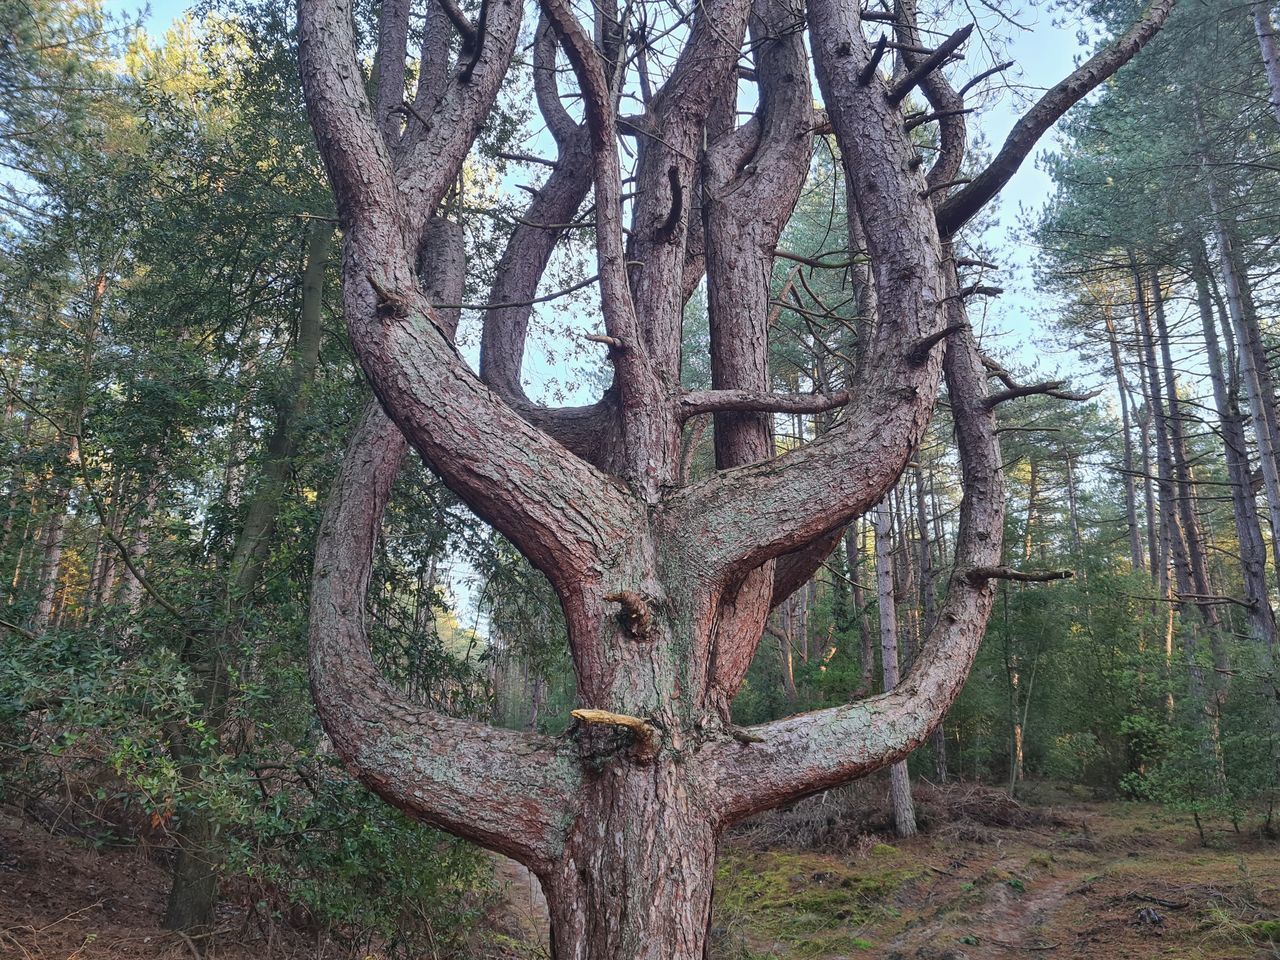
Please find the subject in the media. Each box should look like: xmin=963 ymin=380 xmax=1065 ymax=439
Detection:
xmin=1134 ymin=257 xmax=1227 ymax=788
xmin=873 ymin=498 xmax=917 ymax=837
xmin=31 ymin=493 xmax=67 ymax=631
xmin=1253 ymin=2 xmax=1280 ymax=127
xmin=1104 ymin=308 xmax=1145 ymax=571
xmin=1204 ymin=181 xmax=1280 ymax=603
xmin=845 ymin=521 xmax=875 ymax=696
xmin=1000 ymin=586 xmax=1023 ymax=792
xmin=162 ymin=815 xmax=220 ymax=934
xmin=1192 ymin=252 xmax=1276 ymax=652
xmin=164 ymin=222 xmax=334 ymax=933
xmin=915 ymin=465 xmax=947 ymax=780
xmin=32 ymin=271 xmax=107 ymax=632
xmin=545 ymin=773 xmax=717 ymax=959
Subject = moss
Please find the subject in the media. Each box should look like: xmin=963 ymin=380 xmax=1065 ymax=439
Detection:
xmin=869 ymin=843 xmax=898 ymax=858
xmin=715 ymin=850 xmax=914 ymax=958
xmin=1244 ymin=919 xmax=1280 ymax=943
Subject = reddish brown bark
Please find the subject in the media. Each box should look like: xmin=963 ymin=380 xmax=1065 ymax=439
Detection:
xmin=295 ymin=0 xmax=1178 ymax=952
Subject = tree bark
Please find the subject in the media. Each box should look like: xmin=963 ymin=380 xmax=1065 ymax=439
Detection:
xmin=1252 ymin=2 xmax=1280 ymax=127
xmin=293 ymin=0 xmax=1168 ymax=948
xmin=873 ymin=498 xmax=917 ymax=836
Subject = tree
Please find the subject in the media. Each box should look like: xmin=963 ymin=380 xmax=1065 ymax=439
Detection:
xmin=296 ymin=0 xmax=1176 ymax=954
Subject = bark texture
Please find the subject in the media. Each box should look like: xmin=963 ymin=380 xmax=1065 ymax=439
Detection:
xmin=294 ymin=0 xmax=1177 ymax=952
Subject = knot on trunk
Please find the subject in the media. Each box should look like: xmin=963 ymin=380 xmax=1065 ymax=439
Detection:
xmin=367 ymin=274 xmax=411 ymax=319
xmin=570 ymin=708 xmax=659 ymax=764
xmin=603 ymin=590 xmax=655 ymax=640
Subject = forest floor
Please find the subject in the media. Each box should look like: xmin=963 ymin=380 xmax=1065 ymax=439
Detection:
xmin=706 ymin=780 xmax=1280 ymax=960
xmin=1 ymin=782 xmax=1277 ymax=960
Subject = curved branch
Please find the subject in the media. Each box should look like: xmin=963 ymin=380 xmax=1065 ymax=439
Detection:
xmin=395 ymin=0 xmax=525 ymax=238
xmin=892 ymin=0 xmax=967 ymax=195
xmin=664 ymin=0 xmax=948 ymax=587
xmin=301 ymin=0 xmax=639 ymax=586
xmin=478 ymin=131 xmax=593 ymax=397
xmin=625 ymin=0 xmax=755 ymax=384
xmin=698 ymin=0 xmax=816 ymax=702
xmin=703 ymin=306 xmax=1004 ymax=823
xmin=310 ymin=402 xmax=581 ymax=869
xmin=936 ymin=0 xmax=1178 ymax=235
xmin=533 ymin=16 xmax=579 ymax=147
xmin=539 ymin=0 xmax=668 ymax=488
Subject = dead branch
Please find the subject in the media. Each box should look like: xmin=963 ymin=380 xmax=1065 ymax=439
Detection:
xmin=571 ymin=708 xmax=657 ymax=742
xmin=439 ymin=0 xmax=478 ymax=49
xmin=679 ymin=388 xmax=851 ymax=419
xmin=496 ymin=150 xmax=557 ymax=167
xmin=905 ymin=106 xmax=975 ymax=131
xmin=774 ymin=249 xmax=854 ymax=269
xmin=907 ymin=323 xmax=966 ymax=365
xmin=459 ymin=0 xmax=488 ymax=80
xmin=957 ymin=60 xmax=1014 ymax=98
xmin=603 ymin=590 xmax=655 ymax=638
xmin=987 ymin=381 xmax=1101 ymax=407
xmin=964 ymin=566 xmax=1074 ymax=585
xmin=859 ymin=34 xmax=889 ymax=85
xmin=0 ymin=617 xmax=37 ymax=641
xmin=886 ymin=24 xmax=973 ymax=105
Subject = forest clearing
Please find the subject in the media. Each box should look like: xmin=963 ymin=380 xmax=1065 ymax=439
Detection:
xmin=3 ymin=783 xmax=1278 ymax=959
xmin=4 ymin=0 xmax=1280 ymax=954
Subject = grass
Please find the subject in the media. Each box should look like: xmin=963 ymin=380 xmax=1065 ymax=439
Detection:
xmin=714 ymin=849 xmax=918 ymax=958
xmin=707 ymin=791 xmax=1278 ymax=960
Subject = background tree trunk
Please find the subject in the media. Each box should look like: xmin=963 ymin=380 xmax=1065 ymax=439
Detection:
xmin=873 ymin=498 xmax=917 ymax=837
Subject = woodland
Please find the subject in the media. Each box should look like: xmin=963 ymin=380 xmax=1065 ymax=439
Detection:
xmin=1 ymin=0 xmax=1280 ymax=955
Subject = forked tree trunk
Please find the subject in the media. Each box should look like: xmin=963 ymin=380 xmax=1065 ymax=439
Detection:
xmin=294 ymin=0 xmax=1174 ymax=951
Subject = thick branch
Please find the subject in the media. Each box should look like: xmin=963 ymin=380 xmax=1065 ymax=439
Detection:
xmin=395 ymin=0 xmax=524 ymax=238
xmin=936 ymin=0 xmax=1178 ymax=234
xmin=703 ymin=304 xmax=1004 ymax=822
xmin=371 ymin=0 xmax=412 ymax=145
xmin=299 ymin=0 xmax=639 ymax=589
xmin=679 ymin=388 xmax=850 ymax=419
xmin=540 ymin=0 xmax=670 ymax=489
xmin=666 ymin=0 xmax=951 ymax=587
xmin=310 ymin=403 xmax=580 ymax=869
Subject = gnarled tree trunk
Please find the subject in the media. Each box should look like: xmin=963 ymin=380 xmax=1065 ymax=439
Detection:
xmin=296 ymin=0 xmax=1176 ymax=951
